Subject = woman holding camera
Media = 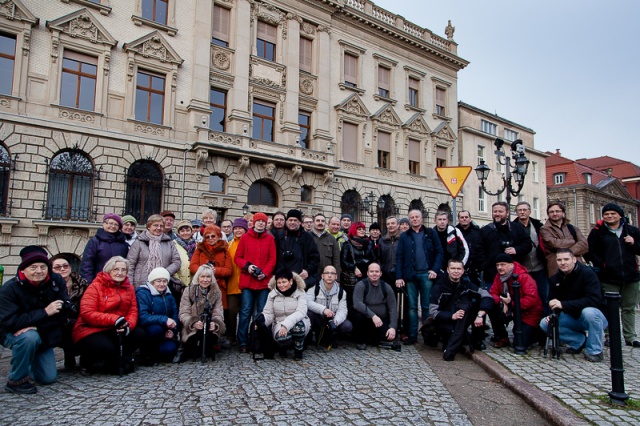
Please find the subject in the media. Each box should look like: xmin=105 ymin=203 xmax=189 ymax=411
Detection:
xmin=178 ymin=264 xmax=225 ymax=361
xmin=73 ymin=256 xmax=143 ymax=375
xmin=234 ymin=212 xmax=277 ymax=353
xmin=340 ymin=222 xmax=374 ymax=308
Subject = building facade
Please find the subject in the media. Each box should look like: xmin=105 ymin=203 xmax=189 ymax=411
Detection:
xmin=0 ymin=0 xmax=467 ymax=273
xmin=457 ymin=101 xmax=548 ymax=225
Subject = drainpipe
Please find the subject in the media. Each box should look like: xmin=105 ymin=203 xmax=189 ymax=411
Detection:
xmin=573 ymin=188 xmax=578 ymax=228
xmin=181 ymin=145 xmax=188 ymax=219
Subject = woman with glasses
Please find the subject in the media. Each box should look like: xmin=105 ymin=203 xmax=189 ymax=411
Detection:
xmin=80 ymin=213 xmax=129 ymax=284
xmin=340 ymin=222 xmax=374 ymax=309
xmin=127 ymin=214 xmax=181 ymax=287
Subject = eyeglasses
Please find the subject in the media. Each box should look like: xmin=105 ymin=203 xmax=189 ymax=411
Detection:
xmin=52 ymin=264 xmax=70 ymax=271
xmin=205 ymin=235 xmax=217 ymax=239
xmin=104 ymin=221 xmax=120 ymax=227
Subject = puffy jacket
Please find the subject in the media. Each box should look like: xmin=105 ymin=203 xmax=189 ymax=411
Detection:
xmin=173 ymin=241 xmax=192 ymax=287
xmin=434 ymin=225 xmax=469 ymax=268
xmin=190 ymin=240 xmax=233 ymax=308
xmin=396 ymin=226 xmax=444 ymax=281
xmin=135 ymin=283 xmax=179 ymax=328
xmin=479 ymin=221 xmax=532 ymax=282
xmin=179 ymin=282 xmax=225 ymax=343
xmin=80 ymin=229 xmax=129 ymax=283
xmin=489 ymin=262 xmax=542 ymax=328
xmin=234 ymin=228 xmax=277 ymax=291
xmin=539 ymin=219 xmax=588 ymax=277
xmin=429 ymin=274 xmax=494 ymax=322
xmin=72 ymin=272 xmax=138 ymax=343
xmin=587 ymin=219 xmax=640 ymax=285
xmin=127 ymin=230 xmax=181 ymax=287
xmin=548 ymin=262 xmax=603 ymax=319
xmin=306 ymin=280 xmax=348 ymax=326
xmin=275 ymin=228 xmax=320 ymax=287
xmin=262 ymin=273 xmax=310 ymax=338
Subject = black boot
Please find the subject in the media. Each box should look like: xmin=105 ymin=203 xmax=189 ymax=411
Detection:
xmin=279 ymin=348 xmax=288 ymax=358
xmin=294 ymin=349 xmax=303 ymax=361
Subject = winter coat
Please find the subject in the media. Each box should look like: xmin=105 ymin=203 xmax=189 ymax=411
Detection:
xmin=0 ymin=272 xmax=70 ymax=349
xmin=378 ymin=231 xmax=401 ymax=280
xmin=173 ymin=241 xmax=192 ymax=287
xmin=127 ymin=230 xmax=181 ymax=287
xmin=587 ymin=219 xmax=640 ymax=285
xmin=341 ymin=238 xmax=374 ymax=277
xmin=312 ymin=230 xmax=342 ymax=277
xmin=456 ymin=222 xmax=483 ymax=277
xmin=429 ymin=274 xmax=493 ymax=323
xmin=434 ymin=225 xmax=469 ymax=268
xmin=179 ymin=282 xmax=225 ymax=343
xmin=275 ymin=228 xmax=320 ymax=287
xmin=262 ymin=274 xmax=310 ymax=339
xmin=72 ymin=272 xmax=138 ymax=343
xmin=135 ymin=283 xmax=179 ymax=329
xmin=548 ymin=262 xmax=603 ymax=319
xmin=234 ymin=228 xmax=277 ymax=291
xmin=539 ymin=218 xmax=588 ymax=277
xmin=479 ymin=221 xmax=532 ymax=283
xmin=227 ymin=235 xmax=243 ymax=296
xmin=80 ymin=229 xmax=129 ymax=283
xmin=190 ymin=240 xmax=232 ymax=308
xmin=489 ymin=262 xmax=543 ymax=328
xmin=396 ymin=226 xmax=444 ymax=281
xmin=306 ymin=280 xmax=348 ymax=326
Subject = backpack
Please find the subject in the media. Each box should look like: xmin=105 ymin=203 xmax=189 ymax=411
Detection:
xmin=362 ymin=279 xmax=390 ymax=302
xmin=314 ymin=284 xmax=345 ymax=303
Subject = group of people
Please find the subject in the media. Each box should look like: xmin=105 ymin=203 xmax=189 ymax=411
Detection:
xmin=0 ymin=199 xmax=638 ymax=393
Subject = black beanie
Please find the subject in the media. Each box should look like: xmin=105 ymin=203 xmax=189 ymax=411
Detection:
xmin=495 ymin=253 xmax=513 ymax=264
xmin=286 ymin=209 xmax=302 ymax=221
xmin=19 ymin=246 xmax=50 ymax=271
xmin=602 ymin=203 xmax=624 ymax=218
xmin=369 ymin=222 xmax=381 ymax=231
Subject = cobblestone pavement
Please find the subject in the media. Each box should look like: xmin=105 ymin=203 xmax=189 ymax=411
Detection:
xmin=482 ymin=311 xmax=640 ymax=425
xmin=0 ymin=344 xmax=472 ymax=425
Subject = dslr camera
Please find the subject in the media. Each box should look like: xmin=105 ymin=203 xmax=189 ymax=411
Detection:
xmin=251 ymin=266 xmax=264 ymax=279
xmin=500 ymin=240 xmax=513 ymax=249
xmin=282 ymin=250 xmax=295 ymax=260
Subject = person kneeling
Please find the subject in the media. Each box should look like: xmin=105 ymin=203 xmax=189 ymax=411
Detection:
xmin=256 ymin=268 xmax=310 ymax=361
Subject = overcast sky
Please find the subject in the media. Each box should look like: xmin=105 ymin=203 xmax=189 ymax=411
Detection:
xmin=373 ymin=0 xmax=640 ymax=163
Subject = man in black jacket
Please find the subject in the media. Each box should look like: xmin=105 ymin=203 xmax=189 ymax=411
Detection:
xmin=456 ymin=210 xmax=482 ymax=284
xmin=0 ymin=246 xmax=71 ymax=394
xmin=587 ymin=203 xmax=640 ymax=347
xmin=275 ymin=209 xmax=320 ymax=288
xmin=540 ymin=248 xmax=607 ymax=361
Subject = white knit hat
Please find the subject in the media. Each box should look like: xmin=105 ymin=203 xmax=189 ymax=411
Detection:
xmin=148 ymin=267 xmax=170 ymax=283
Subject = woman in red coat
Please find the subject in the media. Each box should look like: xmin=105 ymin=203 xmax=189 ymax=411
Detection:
xmin=73 ymin=256 xmax=144 ymax=375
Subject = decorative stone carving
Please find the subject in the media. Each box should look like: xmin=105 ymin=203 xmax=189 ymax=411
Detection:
xmin=0 ymin=98 xmax=11 ymax=109
xmin=208 ymin=132 xmax=241 ymax=145
xmin=300 ymin=77 xmax=314 ymax=95
xmin=291 ymin=165 xmax=302 ymax=180
xmin=134 ymin=124 xmax=165 ymax=136
xmin=335 ymin=93 xmax=370 ymax=118
xmin=302 ymin=23 xmax=316 ymax=35
xmin=445 ymin=20 xmax=455 ymax=40
xmin=123 ymin=31 xmax=184 ymax=65
xmin=47 ymin=8 xmax=117 ymax=47
xmin=371 ymin=103 xmax=401 ymax=127
xmin=237 ymin=156 xmax=250 ymax=175
xmin=264 ymin=162 xmax=276 ymax=177
xmin=195 ymin=148 xmax=208 ymax=181
xmin=378 ymin=169 xmax=392 ymax=177
xmin=0 ymin=0 xmax=38 ymax=24
xmin=301 ymin=151 xmax=327 ymax=162
xmin=323 ymin=171 xmax=334 ymax=187
xmin=212 ymin=50 xmax=230 ymax=70
xmin=343 ymin=163 xmax=361 ymax=172
xmin=59 ymin=109 xmax=96 ymax=123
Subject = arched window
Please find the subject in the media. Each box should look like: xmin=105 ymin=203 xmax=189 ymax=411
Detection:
xmin=46 ymin=150 xmax=94 ymax=220
xmin=300 ymin=185 xmax=312 ymax=203
xmin=248 ymin=180 xmax=277 ymax=206
xmin=125 ymin=160 xmax=163 ymax=223
xmin=0 ymin=145 xmax=10 ymax=216
xmin=340 ymin=189 xmax=362 ymax=223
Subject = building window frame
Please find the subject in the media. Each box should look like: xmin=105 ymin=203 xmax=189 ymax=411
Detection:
xmin=531 ymin=161 xmax=538 ymax=182
xmin=477 ymin=144 xmax=486 ymax=165
xmin=252 ymin=99 xmax=276 ymax=142
xmin=212 ymin=3 xmax=231 ymax=48
xmin=46 ymin=150 xmax=95 ymax=222
xmin=125 ymin=160 xmax=163 ymax=224
xmin=533 ymin=197 xmax=539 ymax=219
xmin=0 ymin=32 xmax=16 ymax=96
xmin=431 ymin=77 xmax=452 ymax=119
xmin=408 ymin=138 xmax=421 ymax=175
xmin=256 ymin=20 xmax=277 ymax=62
xmin=0 ymin=144 xmax=11 ymax=216
xmin=300 ymin=185 xmax=312 ymax=204
xmin=338 ymin=40 xmax=365 ymax=94
xmin=60 ymin=50 xmax=98 ymax=111
xmin=373 ymin=53 xmax=397 ymax=103
xmin=209 ymin=87 xmax=227 ymax=132
xmin=299 ymin=36 xmax=313 ymax=73
xmin=60 ymin=0 xmax=112 ymax=15
xmin=135 ymin=69 xmax=165 ymax=125
xmin=377 ymin=130 xmax=392 ymax=170
xmin=404 ymin=66 xmax=426 ymax=112
xmin=0 ymin=4 xmax=37 ymax=103
xmin=132 ymin=0 xmax=178 ymax=36
xmin=436 ymin=145 xmax=447 ymax=168
xmin=481 ymin=119 xmax=497 ymax=135
xmin=553 ymin=173 xmax=565 ymax=185
xmin=478 ymin=186 xmax=486 ymax=213
xmin=504 ymin=128 xmax=518 ymax=141
xmin=248 ymin=180 xmax=278 ymax=207
xmin=209 ymin=173 xmax=226 ymax=193
xmin=341 ymin=120 xmax=360 ymax=164
xmin=298 ymin=111 xmax=311 ymax=149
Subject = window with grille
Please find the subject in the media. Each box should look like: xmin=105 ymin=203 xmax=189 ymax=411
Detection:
xmin=340 ymin=190 xmax=362 ymax=223
xmin=0 ymin=145 xmax=10 ymax=216
xmin=46 ymin=150 xmax=94 ymax=221
xmin=125 ymin=160 xmax=163 ymax=223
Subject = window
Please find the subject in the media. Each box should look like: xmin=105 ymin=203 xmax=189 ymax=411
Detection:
xmin=533 ymin=197 xmax=539 ymax=218
xmin=531 ymin=161 xmax=538 ymax=182
xmin=584 ymin=173 xmax=592 ymax=184
xmin=554 ymin=173 xmax=565 ymax=185
xmin=409 ymin=139 xmax=420 ymax=174
xmin=298 ymin=111 xmax=310 ymax=149
xmin=342 ymin=122 xmax=358 ymax=162
xmin=135 ymin=70 xmax=165 ymax=124
xmin=301 ymin=186 xmax=312 ymax=203
xmin=248 ymin=180 xmax=277 ymax=206
xmin=504 ymin=128 xmax=518 ymax=141
xmin=209 ymin=174 xmax=225 ymax=193
xmin=343 ymin=53 xmax=358 ymax=88
xmin=299 ymin=37 xmax=312 ymax=73
xmin=435 ymin=87 xmax=446 ymax=116
xmin=481 ymin=120 xmax=497 ymax=135
xmin=142 ymin=0 xmax=168 ymax=25
xmin=436 ymin=146 xmax=447 ymax=167
xmin=495 ymin=157 xmax=503 ymax=173
xmin=125 ymin=160 xmax=163 ymax=223
xmin=377 ymin=131 xmax=391 ymax=169
xmin=212 ymin=5 xmax=230 ymax=47
xmin=252 ymin=100 xmax=275 ymax=141
xmin=341 ymin=190 xmax=362 ymax=223
xmin=378 ymin=66 xmax=390 ymax=98
xmin=408 ymin=77 xmax=419 ymax=107
xmin=209 ymin=88 xmax=226 ymax=132
xmin=477 ymin=145 xmax=485 ymax=164
xmin=256 ymin=21 xmax=276 ymax=62
xmin=60 ymin=51 xmax=97 ymax=111
xmin=0 ymin=145 xmax=10 ymax=216
xmin=590 ymin=203 xmax=595 ymax=224
xmin=0 ymin=33 xmax=16 ymax=96
xmin=478 ymin=187 xmax=486 ymax=212
xmin=46 ymin=150 xmax=94 ymax=221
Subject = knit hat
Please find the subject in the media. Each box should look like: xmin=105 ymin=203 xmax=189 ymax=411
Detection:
xmin=103 ymin=213 xmax=123 ymax=230
xmin=148 ymin=267 xmax=170 ymax=283
xmin=176 ymin=220 xmax=192 ymax=231
xmin=191 ymin=219 xmax=204 ymax=227
xmin=369 ymin=222 xmax=381 ymax=231
xmin=121 ymin=215 xmax=138 ymax=226
xmin=160 ymin=210 xmax=175 ymax=219
xmin=286 ymin=209 xmax=302 ymax=221
xmin=495 ymin=253 xmax=513 ymax=264
xmin=340 ymin=213 xmax=353 ymax=222
xmin=602 ymin=203 xmax=624 ymax=218
xmin=254 ymin=212 xmax=268 ymax=224
xmin=232 ymin=218 xmax=248 ymax=231
xmin=19 ymin=246 xmax=50 ymax=271
xmin=398 ymin=218 xmax=410 ymax=226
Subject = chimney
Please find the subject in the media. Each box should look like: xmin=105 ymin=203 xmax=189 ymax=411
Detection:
xmin=555 ymin=149 xmax=561 ymax=155
xmin=607 ymin=168 xmax=613 ymax=177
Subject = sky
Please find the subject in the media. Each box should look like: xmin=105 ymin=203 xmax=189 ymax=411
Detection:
xmin=373 ymin=0 xmax=640 ymax=163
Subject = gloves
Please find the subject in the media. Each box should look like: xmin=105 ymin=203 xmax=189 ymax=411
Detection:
xmin=254 ymin=313 xmax=266 ymax=327
xmin=115 ymin=317 xmax=128 ymax=330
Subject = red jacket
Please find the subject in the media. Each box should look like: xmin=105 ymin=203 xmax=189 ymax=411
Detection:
xmin=489 ymin=262 xmax=543 ymax=328
xmin=234 ymin=228 xmax=277 ymax=291
xmin=72 ymin=272 xmax=138 ymax=343
xmin=190 ymin=240 xmax=233 ymax=307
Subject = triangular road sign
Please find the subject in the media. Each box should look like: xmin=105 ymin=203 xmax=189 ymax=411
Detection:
xmin=436 ymin=166 xmax=472 ymax=198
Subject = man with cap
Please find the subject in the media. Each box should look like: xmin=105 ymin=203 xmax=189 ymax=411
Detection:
xmin=340 ymin=214 xmax=353 ymax=234
xmin=398 ymin=218 xmax=410 ymax=233
xmin=587 ymin=203 xmax=640 ymax=347
xmin=161 ymin=210 xmax=178 ymax=241
xmin=0 ymin=246 xmax=71 ymax=394
xmin=275 ymin=209 xmax=320 ymax=288
xmin=487 ymin=253 xmax=543 ymax=349
xmin=311 ymin=213 xmax=341 ymax=278
xmin=369 ymin=222 xmax=382 ymax=263
xmin=121 ymin=215 xmax=138 ymax=246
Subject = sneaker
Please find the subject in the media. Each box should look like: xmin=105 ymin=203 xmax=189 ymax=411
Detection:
xmin=625 ymin=339 xmax=640 ymax=348
xmin=238 ymin=346 xmax=248 ymax=354
xmin=404 ymin=338 xmax=417 ymax=346
xmin=492 ymin=337 xmax=511 ymax=348
xmin=356 ymin=343 xmax=367 ymax=350
xmin=584 ymin=352 xmax=604 ymax=362
xmin=5 ymin=380 xmax=37 ymax=394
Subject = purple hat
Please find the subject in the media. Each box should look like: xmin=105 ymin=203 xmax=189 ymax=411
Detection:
xmin=19 ymin=246 xmax=50 ymax=271
xmin=103 ymin=213 xmax=123 ymax=230
xmin=232 ymin=218 xmax=248 ymax=231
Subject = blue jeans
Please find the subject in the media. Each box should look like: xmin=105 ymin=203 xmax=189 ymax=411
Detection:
xmin=237 ymin=288 xmax=269 ymax=347
xmin=406 ymin=272 xmax=433 ymax=340
xmin=540 ymin=308 xmax=608 ymax=355
xmin=3 ymin=330 xmax=57 ymax=384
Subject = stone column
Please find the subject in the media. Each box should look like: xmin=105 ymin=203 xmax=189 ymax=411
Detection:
xmin=314 ymin=27 xmax=333 ymax=151
xmin=280 ymin=16 xmax=301 ymax=145
xmin=187 ymin=0 xmax=214 ymax=131
xmin=227 ymin=0 xmax=252 ymax=133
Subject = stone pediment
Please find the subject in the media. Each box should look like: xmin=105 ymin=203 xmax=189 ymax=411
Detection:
xmin=0 ymin=0 xmax=37 ymax=25
xmin=46 ymin=8 xmax=116 ymax=47
xmin=371 ymin=103 xmax=401 ymax=127
xmin=597 ymin=178 xmax=633 ymax=199
xmin=403 ymin=113 xmax=431 ymax=135
xmin=124 ymin=31 xmax=183 ymax=65
xmin=432 ymin=122 xmax=456 ymax=142
xmin=335 ymin=93 xmax=370 ymax=118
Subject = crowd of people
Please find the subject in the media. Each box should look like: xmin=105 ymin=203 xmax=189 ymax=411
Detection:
xmin=0 ymin=200 xmax=638 ymax=394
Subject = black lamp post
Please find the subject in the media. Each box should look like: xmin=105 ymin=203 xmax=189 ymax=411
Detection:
xmin=242 ymin=204 xmax=249 ymax=215
xmin=362 ymin=191 xmax=384 ymax=221
xmin=475 ymin=138 xmax=530 ymax=219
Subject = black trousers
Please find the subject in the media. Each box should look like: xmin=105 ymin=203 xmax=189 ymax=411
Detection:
xmin=76 ymin=327 xmax=144 ymax=370
xmin=488 ymin=304 xmax=541 ymax=347
xmin=352 ymin=311 xmax=392 ymax=345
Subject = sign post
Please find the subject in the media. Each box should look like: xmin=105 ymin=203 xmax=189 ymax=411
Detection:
xmin=435 ymin=166 xmax=473 ymax=221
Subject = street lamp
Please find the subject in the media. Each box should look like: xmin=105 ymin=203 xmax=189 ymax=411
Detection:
xmin=242 ymin=204 xmax=249 ymax=215
xmin=362 ymin=191 xmax=385 ymax=221
xmin=475 ymin=138 xmax=530 ymax=218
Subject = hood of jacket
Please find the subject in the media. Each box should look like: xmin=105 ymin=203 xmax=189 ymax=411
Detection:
xmin=95 ymin=228 xmax=127 ymax=243
xmin=267 ymin=272 xmax=306 ymax=292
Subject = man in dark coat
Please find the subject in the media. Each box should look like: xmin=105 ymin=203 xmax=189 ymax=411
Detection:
xmin=456 ymin=210 xmax=483 ymax=285
xmin=275 ymin=209 xmax=320 ymax=288
xmin=0 ymin=246 xmax=71 ymax=394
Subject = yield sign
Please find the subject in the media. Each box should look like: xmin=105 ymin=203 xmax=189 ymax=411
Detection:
xmin=436 ymin=166 xmax=472 ymax=198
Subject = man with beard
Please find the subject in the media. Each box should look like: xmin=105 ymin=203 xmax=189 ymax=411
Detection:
xmin=456 ymin=210 xmax=483 ymax=284
xmin=275 ymin=209 xmax=320 ymax=288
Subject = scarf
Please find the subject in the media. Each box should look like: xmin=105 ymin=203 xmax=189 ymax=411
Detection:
xmin=18 ymin=270 xmax=50 ymax=287
xmin=499 ymin=268 xmax=514 ymax=295
xmin=278 ymin=283 xmax=297 ymax=297
xmin=146 ymin=232 xmax=164 ymax=277
xmin=176 ymin=237 xmax=197 ymax=259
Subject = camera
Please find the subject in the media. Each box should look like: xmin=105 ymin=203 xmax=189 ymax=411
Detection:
xmin=60 ymin=300 xmax=78 ymax=316
xmin=327 ymin=319 xmax=337 ymax=332
xmin=283 ymin=250 xmax=295 ymax=260
xmin=500 ymin=240 xmax=512 ymax=249
xmin=251 ymin=266 xmax=263 ymax=279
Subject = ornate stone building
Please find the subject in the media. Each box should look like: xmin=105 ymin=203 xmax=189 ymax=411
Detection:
xmin=0 ymin=0 xmax=467 ymax=273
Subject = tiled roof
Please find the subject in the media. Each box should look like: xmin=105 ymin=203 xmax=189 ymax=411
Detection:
xmin=577 ymin=156 xmax=640 ymax=179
